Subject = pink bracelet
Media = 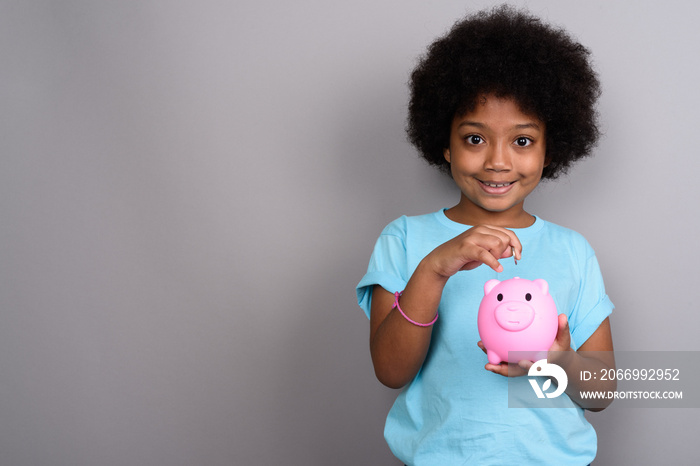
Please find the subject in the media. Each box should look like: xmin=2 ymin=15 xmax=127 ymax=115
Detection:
xmin=391 ymin=291 xmax=438 ymax=327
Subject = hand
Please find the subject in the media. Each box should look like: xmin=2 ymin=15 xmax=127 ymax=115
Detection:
xmin=547 ymin=314 xmax=574 ymax=366
xmin=477 ymin=341 xmax=530 ymax=377
xmin=478 ymin=315 xmax=573 ymax=377
xmin=427 ymin=225 xmax=522 ymax=278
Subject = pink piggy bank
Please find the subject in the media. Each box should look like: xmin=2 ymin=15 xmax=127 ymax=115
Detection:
xmin=477 ymin=277 xmax=558 ymax=364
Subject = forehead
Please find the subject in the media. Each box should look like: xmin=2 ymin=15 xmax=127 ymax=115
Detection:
xmin=454 ymin=95 xmax=544 ymax=127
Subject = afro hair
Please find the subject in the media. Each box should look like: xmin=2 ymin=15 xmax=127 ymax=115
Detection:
xmin=407 ymin=5 xmax=601 ymax=179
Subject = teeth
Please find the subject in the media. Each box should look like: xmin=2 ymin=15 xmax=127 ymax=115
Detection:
xmin=484 ymin=182 xmax=511 ymax=188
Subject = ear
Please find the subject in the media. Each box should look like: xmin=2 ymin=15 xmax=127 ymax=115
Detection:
xmin=484 ymin=279 xmax=500 ymax=295
xmin=543 ymin=151 xmax=551 ymax=167
xmin=443 ymin=148 xmax=451 ymax=163
xmin=534 ymin=279 xmax=549 ymax=295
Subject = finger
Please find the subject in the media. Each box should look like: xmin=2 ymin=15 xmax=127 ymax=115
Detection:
xmin=548 ymin=314 xmax=572 ymax=355
xmin=460 ymin=261 xmax=482 ymax=271
xmin=476 ymin=247 xmax=504 ymax=273
xmin=485 ymin=362 xmax=527 ymax=377
xmin=557 ymin=314 xmax=570 ymax=341
xmin=477 ymin=341 xmax=487 ymax=354
xmin=485 ymin=363 xmax=509 ymax=376
xmin=453 ymin=226 xmax=520 ymax=272
xmin=518 ymin=360 xmax=534 ymax=371
xmin=455 ymin=234 xmax=504 ymax=272
xmin=477 ymin=226 xmax=514 ymax=254
xmin=498 ymin=247 xmax=515 ymax=260
xmin=559 ymin=313 xmax=569 ymax=328
xmin=482 ymin=225 xmax=522 ymax=261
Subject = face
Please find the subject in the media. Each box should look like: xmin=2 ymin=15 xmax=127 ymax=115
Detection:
xmin=444 ymin=95 xmax=547 ymax=226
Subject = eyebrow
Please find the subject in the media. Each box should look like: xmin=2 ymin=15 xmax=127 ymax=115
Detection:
xmin=458 ymin=121 xmax=542 ymax=131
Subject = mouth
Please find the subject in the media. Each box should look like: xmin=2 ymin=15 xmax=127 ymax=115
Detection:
xmin=478 ymin=179 xmax=516 ymax=195
xmin=480 ymin=181 xmax=514 ymax=188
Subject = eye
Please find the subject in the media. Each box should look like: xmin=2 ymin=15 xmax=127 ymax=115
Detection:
xmin=466 ymin=135 xmax=484 ymax=145
xmin=514 ymin=137 xmax=532 ymax=147
xmin=497 ymin=293 xmax=503 ymax=301
xmin=525 ymin=293 xmax=532 ymax=301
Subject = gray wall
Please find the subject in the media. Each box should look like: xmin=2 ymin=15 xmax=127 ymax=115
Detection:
xmin=1 ymin=1 xmax=698 ymax=464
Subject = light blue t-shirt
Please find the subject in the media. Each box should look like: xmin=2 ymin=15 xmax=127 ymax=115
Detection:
xmin=356 ymin=210 xmax=613 ymax=465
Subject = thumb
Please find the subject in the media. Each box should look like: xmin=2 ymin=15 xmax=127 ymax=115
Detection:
xmin=556 ymin=314 xmax=571 ymax=343
xmin=558 ymin=313 xmax=569 ymax=330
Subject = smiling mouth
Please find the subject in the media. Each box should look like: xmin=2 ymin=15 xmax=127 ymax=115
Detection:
xmin=480 ymin=181 xmax=514 ymax=188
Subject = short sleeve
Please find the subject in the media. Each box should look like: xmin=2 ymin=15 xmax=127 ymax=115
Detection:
xmin=356 ymin=221 xmax=409 ymax=319
xmin=568 ymin=249 xmax=614 ymax=349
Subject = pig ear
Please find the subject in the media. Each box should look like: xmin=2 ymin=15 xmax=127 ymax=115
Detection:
xmin=534 ymin=279 xmax=549 ymax=295
xmin=484 ymin=279 xmax=500 ymax=295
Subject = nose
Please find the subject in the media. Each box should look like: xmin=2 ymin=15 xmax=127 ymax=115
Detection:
xmin=484 ymin=142 xmax=512 ymax=172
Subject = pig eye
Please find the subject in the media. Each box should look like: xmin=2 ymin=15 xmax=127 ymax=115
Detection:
xmin=497 ymin=293 xmax=503 ymax=301
xmin=525 ymin=293 xmax=532 ymax=301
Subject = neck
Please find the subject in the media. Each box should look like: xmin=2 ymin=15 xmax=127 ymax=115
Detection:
xmin=445 ymin=200 xmax=535 ymax=228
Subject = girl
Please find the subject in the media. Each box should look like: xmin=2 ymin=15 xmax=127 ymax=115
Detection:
xmin=356 ymin=6 xmax=615 ymax=465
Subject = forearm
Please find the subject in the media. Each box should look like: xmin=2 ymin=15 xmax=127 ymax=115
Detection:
xmin=554 ymin=349 xmax=617 ymax=411
xmin=370 ymin=259 xmax=448 ymax=389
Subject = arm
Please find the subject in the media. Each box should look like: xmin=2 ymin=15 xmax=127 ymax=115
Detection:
xmin=552 ymin=315 xmax=616 ymax=411
xmin=370 ymin=225 xmax=522 ymax=389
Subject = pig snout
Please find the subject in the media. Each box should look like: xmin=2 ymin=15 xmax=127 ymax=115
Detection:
xmin=494 ymin=302 xmax=535 ymax=331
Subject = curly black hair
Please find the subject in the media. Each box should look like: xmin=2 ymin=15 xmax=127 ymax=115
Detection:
xmin=407 ymin=5 xmax=601 ymax=179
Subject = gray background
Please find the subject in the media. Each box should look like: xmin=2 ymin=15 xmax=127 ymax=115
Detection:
xmin=1 ymin=0 xmax=698 ymax=464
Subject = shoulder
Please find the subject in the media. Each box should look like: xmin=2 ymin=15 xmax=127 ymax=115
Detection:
xmin=538 ymin=218 xmax=596 ymax=257
xmin=379 ymin=210 xmax=447 ymax=237
xmin=539 ymin=218 xmax=589 ymax=244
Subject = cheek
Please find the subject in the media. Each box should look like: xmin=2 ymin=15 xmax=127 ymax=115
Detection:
xmin=451 ymin=152 xmax=481 ymax=173
xmin=523 ymin=154 xmax=547 ymax=178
